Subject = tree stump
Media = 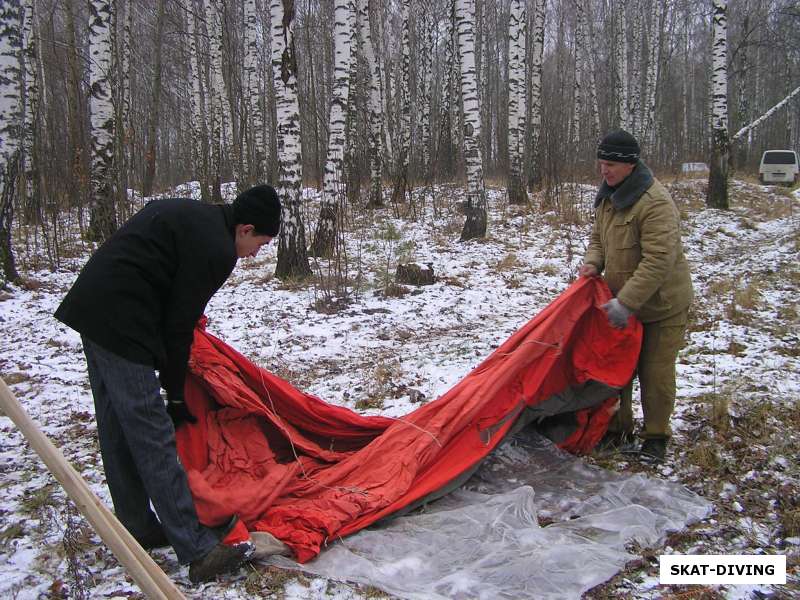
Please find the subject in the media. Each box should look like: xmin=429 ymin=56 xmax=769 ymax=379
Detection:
xmin=396 ymin=263 xmax=435 ymax=286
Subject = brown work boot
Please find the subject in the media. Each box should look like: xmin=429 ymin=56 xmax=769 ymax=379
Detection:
xmin=188 ymin=542 xmax=249 ymax=584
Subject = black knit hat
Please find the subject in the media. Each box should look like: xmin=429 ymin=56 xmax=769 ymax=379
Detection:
xmin=597 ymin=129 xmax=640 ymax=164
xmin=232 ymin=184 xmax=282 ymax=236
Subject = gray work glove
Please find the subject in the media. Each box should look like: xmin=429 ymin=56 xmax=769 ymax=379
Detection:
xmin=601 ymin=298 xmax=632 ymax=329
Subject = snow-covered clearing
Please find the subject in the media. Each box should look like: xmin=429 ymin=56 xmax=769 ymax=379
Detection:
xmin=1 ymin=178 xmax=798 ymax=599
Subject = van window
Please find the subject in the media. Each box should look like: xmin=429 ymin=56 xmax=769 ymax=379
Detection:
xmin=763 ymin=151 xmax=797 ymax=165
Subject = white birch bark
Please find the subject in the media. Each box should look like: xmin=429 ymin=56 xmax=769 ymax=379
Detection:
xmin=88 ymin=0 xmax=116 ymax=239
xmin=583 ymin=0 xmax=600 ymax=141
xmin=391 ymin=0 xmax=411 ymax=205
xmin=0 ymin=0 xmax=22 ymax=284
xmin=507 ymin=0 xmax=527 ymax=204
xmin=614 ymin=0 xmax=629 ymax=130
xmin=20 ymin=0 xmax=37 ymax=204
xmin=271 ymin=0 xmax=310 ymax=278
xmin=526 ymin=0 xmax=545 ymax=188
xmin=186 ymin=0 xmax=207 ymax=192
xmin=707 ymin=0 xmax=729 ymax=209
xmin=642 ymin=0 xmax=666 ymax=149
xmin=571 ymin=0 xmax=585 ymax=145
xmin=628 ymin=0 xmax=642 ymax=137
xmin=455 ymin=0 xmax=486 ymax=241
xmin=116 ymin=0 xmax=132 ymax=211
xmin=417 ymin=4 xmax=434 ymax=176
xmin=205 ymin=0 xmax=226 ymax=201
xmin=732 ymin=85 xmax=800 ymax=141
xmin=311 ymin=0 xmax=353 ymax=257
xmin=359 ymin=0 xmax=383 ymax=207
xmin=244 ymin=0 xmax=266 ymax=183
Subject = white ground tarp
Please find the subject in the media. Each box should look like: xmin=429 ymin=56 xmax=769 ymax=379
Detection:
xmin=265 ymin=430 xmax=712 ymax=599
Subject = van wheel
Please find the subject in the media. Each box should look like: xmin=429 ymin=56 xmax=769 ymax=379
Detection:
xmin=759 ymin=174 xmax=764 ymax=184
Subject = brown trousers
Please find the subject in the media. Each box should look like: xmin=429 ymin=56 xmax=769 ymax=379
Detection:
xmin=609 ymin=308 xmax=688 ymax=440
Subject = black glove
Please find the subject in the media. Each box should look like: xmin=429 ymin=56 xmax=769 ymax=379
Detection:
xmin=166 ymin=397 xmax=197 ymax=428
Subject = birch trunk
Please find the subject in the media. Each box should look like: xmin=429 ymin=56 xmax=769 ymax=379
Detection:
xmin=642 ymin=0 xmax=666 ymax=149
xmin=360 ymin=0 xmax=383 ymax=208
xmin=186 ymin=0 xmax=209 ymax=201
xmin=391 ymin=0 xmax=411 ymax=207
xmin=271 ymin=0 xmax=311 ymax=279
xmin=114 ymin=0 xmax=132 ymax=219
xmin=437 ymin=1 xmax=459 ymax=179
xmin=507 ymin=0 xmax=527 ymax=204
xmin=311 ymin=0 xmax=353 ymax=257
xmin=455 ymin=0 xmax=487 ymax=241
xmin=141 ymin=0 xmax=165 ymax=197
xmin=0 ymin=0 xmax=22 ymax=285
xmin=707 ymin=0 xmax=729 ymax=210
xmin=628 ymin=0 xmax=642 ymax=138
xmin=21 ymin=0 xmax=38 ymax=218
xmin=571 ymin=0 xmax=585 ymax=146
xmin=583 ymin=0 xmax=600 ymax=141
xmin=205 ymin=0 xmax=225 ymax=202
xmin=417 ymin=5 xmax=434 ymax=179
xmin=244 ymin=0 xmax=265 ymax=184
xmin=732 ymin=85 xmax=800 ymax=142
xmin=526 ymin=0 xmax=545 ymax=190
xmin=87 ymin=0 xmax=117 ymax=241
xmin=614 ymin=0 xmax=629 ymax=130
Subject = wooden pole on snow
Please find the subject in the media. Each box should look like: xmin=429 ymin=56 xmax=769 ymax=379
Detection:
xmin=0 ymin=377 xmax=186 ymax=600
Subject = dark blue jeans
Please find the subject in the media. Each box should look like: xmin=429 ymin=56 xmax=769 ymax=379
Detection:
xmin=82 ymin=337 xmax=216 ymax=564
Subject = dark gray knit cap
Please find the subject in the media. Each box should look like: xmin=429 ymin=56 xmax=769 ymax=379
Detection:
xmin=597 ymin=129 xmax=640 ymax=164
xmin=233 ymin=184 xmax=282 ymax=236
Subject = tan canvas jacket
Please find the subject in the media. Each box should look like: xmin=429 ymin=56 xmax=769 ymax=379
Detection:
xmin=584 ymin=163 xmax=693 ymax=323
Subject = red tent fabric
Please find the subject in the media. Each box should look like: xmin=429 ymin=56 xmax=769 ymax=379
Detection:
xmin=176 ymin=277 xmax=642 ymax=562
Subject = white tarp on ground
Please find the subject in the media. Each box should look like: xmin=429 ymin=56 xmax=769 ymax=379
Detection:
xmin=266 ymin=430 xmax=712 ymax=599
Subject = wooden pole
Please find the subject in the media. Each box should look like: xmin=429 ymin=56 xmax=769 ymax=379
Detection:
xmin=0 ymin=377 xmax=186 ymax=600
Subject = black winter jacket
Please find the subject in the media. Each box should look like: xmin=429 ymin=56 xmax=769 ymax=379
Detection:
xmin=55 ymin=198 xmax=238 ymax=401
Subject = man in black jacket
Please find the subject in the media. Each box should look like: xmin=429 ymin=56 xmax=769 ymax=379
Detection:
xmin=55 ymin=184 xmax=281 ymax=583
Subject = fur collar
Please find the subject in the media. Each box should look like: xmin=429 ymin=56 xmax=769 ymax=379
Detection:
xmin=594 ymin=160 xmax=654 ymax=209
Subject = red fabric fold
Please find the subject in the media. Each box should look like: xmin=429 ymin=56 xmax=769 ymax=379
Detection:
xmin=175 ymin=277 xmax=642 ymax=562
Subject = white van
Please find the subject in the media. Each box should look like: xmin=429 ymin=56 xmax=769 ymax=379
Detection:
xmin=759 ymin=150 xmax=799 ymax=185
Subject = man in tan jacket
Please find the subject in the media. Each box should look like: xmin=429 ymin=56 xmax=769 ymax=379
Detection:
xmin=580 ymin=129 xmax=693 ymax=462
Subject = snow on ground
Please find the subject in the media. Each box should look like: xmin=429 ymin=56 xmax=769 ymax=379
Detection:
xmin=0 ymin=177 xmax=798 ymax=599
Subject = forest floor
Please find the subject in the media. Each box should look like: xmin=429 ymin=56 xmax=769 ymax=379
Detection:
xmin=0 ymin=176 xmax=798 ymax=599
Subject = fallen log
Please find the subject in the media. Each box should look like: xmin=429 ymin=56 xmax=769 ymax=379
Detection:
xmin=0 ymin=377 xmax=185 ymax=600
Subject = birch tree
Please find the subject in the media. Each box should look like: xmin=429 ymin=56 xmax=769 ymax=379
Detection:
xmin=571 ymin=0 xmax=585 ymax=146
xmin=114 ymin=0 xmax=132 ymax=215
xmin=507 ymin=0 xmax=527 ymax=204
xmin=416 ymin=4 xmax=434 ymax=179
xmin=243 ymin=0 xmax=266 ymax=185
xmin=455 ymin=0 xmax=487 ymax=241
xmin=311 ymin=0 xmax=353 ymax=257
xmin=205 ymin=0 xmax=226 ymax=202
xmin=359 ymin=0 xmax=383 ymax=208
xmin=142 ymin=0 xmax=166 ymax=197
xmin=186 ymin=0 xmax=209 ymax=201
xmin=0 ymin=0 xmax=22 ymax=286
xmin=525 ymin=0 xmax=545 ymax=189
xmin=271 ymin=0 xmax=311 ymax=279
xmin=707 ymin=0 xmax=729 ymax=210
xmin=87 ymin=0 xmax=117 ymax=241
xmin=732 ymin=85 xmax=800 ymax=143
xmin=391 ymin=0 xmax=412 ymax=207
xmin=614 ymin=0 xmax=629 ymax=130
xmin=20 ymin=0 xmax=38 ymax=217
xmin=642 ymin=0 xmax=667 ymax=149
xmin=583 ymin=0 xmax=600 ymax=141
